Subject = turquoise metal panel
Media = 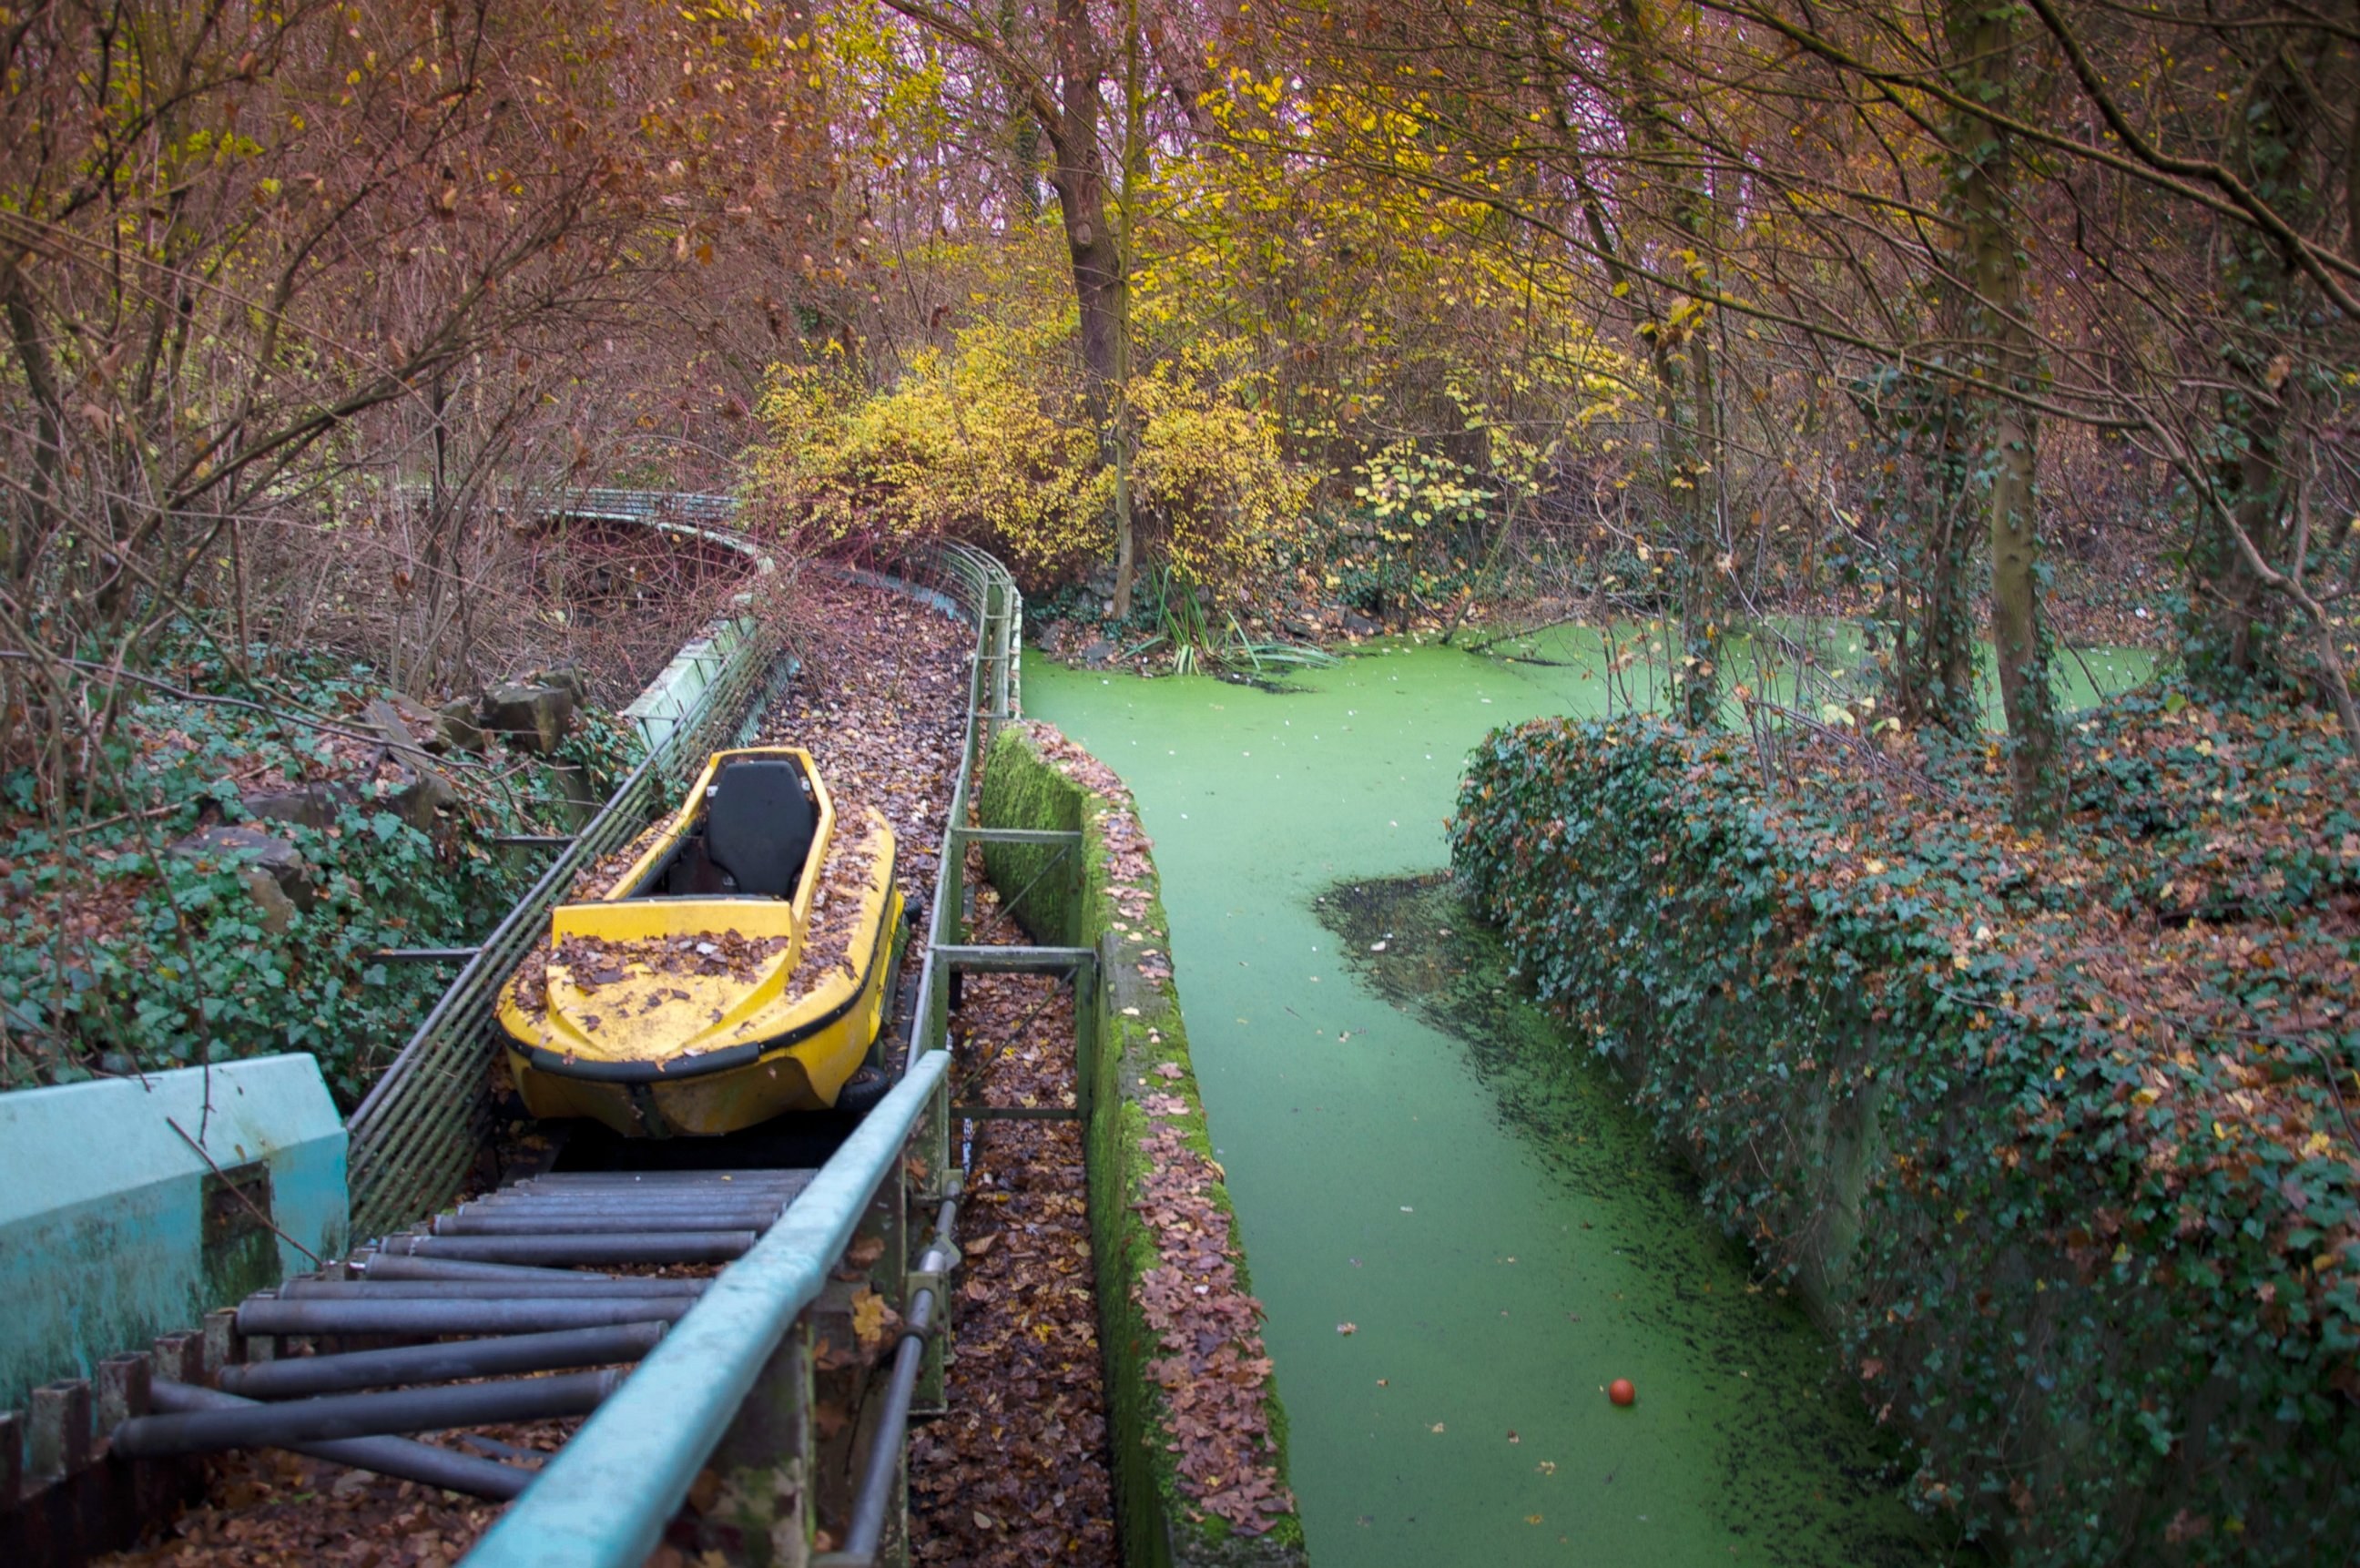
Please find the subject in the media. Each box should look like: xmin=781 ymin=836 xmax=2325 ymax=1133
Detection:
xmin=622 ymin=617 xmax=757 ymax=757
xmin=463 ymin=1047 xmax=950 ymax=1568
xmin=0 ymin=1055 xmax=348 ymax=1410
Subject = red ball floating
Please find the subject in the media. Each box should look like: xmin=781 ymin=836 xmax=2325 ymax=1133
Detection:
xmin=1607 ymin=1379 xmax=1637 ymax=1408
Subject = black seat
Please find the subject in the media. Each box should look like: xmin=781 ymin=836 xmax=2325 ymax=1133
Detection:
xmin=703 ymin=759 xmax=818 ymax=899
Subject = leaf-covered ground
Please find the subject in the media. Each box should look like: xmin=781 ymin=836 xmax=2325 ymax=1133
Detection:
xmin=755 ymin=575 xmax=970 ymax=905
xmin=92 ymin=1420 xmax=579 ymax=1568
xmin=908 ymin=871 xmax=1118 ymax=1566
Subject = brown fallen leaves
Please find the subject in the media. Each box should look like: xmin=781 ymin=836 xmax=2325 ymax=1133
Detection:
xmin=1134 ymin=1125 xmax=1291 ymax=1533
xmin=758 ymin=579 xmax=967 ymax=908
xmin=780 ymin=812 xmax=890 ymax=1002
xmin=1019 ymin=723 xmax=1159 ymax=930
xmin=909 ymin=884 xmax=1115 ymax=1567
xmin=92 ymin=1420 xmax=580 ymax=1568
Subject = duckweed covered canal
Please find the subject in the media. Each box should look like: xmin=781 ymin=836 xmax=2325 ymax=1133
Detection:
xmin=1023 ymin=638 xmax=2127 ymax=1566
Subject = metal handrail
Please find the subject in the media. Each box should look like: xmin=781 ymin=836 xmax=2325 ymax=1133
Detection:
xmin=462 ymin=1051 xmax=952 ymax=1568
xmin=463 ymin=539 xmax=1022 ymax=1567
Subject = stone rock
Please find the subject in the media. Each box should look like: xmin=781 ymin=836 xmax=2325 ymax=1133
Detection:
xmin=528 ymin=662 xmax=590 ymax=708
xmin=1078 ymin=638 xmax=1117 ymax=667
xmin=480 ymin=681 xmax=576 ymax=755
xmin=239 ymin=780 xmax=357 ymax=831
xmin=361 ymin=698 xmax=461 ymax=831
xmin=544 ymin=762 xmax=601 ymax=830
xmin=379 ymin=762 xmax=458 ymax=833
xmin=169 ymin=825 xmax=314 ymax=916
xmin=239 ymin=868 xmax=299 ymax=934
xmin=432 ymin=698 xmax=483 ymax=754
xmin=381 ymin=691 xmax=483 ymax=755
xmin=365 ymin=697 xmax=427 ymax=757
xmin=384 ymin=693 xmax=444 ymax=742
xmin=1341 ymin=611 xmax=1380 ymax=636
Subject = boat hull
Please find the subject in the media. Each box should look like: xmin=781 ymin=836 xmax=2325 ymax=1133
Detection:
xmin=493 ymin=745 xmax=906 ymax=1138
xmin=503 ymin=886 xmax=904 ymax=1137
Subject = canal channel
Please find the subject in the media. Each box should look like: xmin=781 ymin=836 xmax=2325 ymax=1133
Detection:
xmin=1026 ymin=635 xmax=2151 ymax=1566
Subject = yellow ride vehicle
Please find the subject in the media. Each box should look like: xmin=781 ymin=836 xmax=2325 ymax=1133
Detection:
xmin=496 ymin=747 xmax=904 ymax=1137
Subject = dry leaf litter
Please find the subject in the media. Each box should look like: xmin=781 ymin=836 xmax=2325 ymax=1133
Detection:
xmin=909 ymin=872 xmax=1116 ymax=1566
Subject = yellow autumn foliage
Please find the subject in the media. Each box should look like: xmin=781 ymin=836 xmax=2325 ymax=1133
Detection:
xmin=751 ymin=307 xmax=1110 ymax=584
xmin=749 ymin=249 xmax=1307 ymax=594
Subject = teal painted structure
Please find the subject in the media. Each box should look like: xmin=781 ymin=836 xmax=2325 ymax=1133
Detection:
xmin=0 ymin=1055 xmax=348 ymax=1412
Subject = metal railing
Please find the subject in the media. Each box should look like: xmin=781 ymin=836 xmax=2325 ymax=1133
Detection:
xmin=463 ymin=538 xmax=1023 ymax=1568
xmin=547 ymin=488 xmax=740 ymax=527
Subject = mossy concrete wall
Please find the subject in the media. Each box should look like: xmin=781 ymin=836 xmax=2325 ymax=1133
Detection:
xmin=977 ymin=724 xmax=1304 ymax=1568
xmin=0 ymin=1054 xmax=348 ymax=1412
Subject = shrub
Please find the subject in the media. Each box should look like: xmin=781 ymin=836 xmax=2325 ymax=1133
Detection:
xmin=1449 ymin=690 xmax=2360 ymax=1564
xmin=0 ymin=657 xmax=640 ymax=1103
xmin=748 ymin=245 xmax=1307 ymax=598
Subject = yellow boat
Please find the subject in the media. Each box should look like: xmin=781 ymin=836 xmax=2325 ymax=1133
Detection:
xmin=496 ymin=746 xmax=905 ymax=1137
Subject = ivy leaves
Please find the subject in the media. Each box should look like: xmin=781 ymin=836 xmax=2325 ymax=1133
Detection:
xmin=1450 ymin=691 xmax=2360 ymax=1564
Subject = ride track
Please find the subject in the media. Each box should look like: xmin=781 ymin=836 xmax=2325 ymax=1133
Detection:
xmin=19 ymin=509 xmax=1114 ymax=1568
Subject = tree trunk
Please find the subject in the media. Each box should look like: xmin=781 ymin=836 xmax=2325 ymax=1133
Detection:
xmin=0 ymin=259 xmax=65 ymax=589
xmin=1043 ymin=0 xmax=1131 ymax=616
xmin=1877 ymin=335 xmax=1980 ymax=738
xmin=1949 ymin=0 xmax=2062 ymax=825
xmin=2186 ymin=56 xmax=2314 ymax=688
xmin=1605 ymin=0 xmax=1725 ymax=728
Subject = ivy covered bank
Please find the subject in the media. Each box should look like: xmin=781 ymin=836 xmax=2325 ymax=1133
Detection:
xmin=1450 ymin=688 xmax=2360 ymax=1565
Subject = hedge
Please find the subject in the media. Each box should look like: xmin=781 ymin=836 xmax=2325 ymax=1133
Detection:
xmin=1449 ymin=692 xmax=2360 ymax=1564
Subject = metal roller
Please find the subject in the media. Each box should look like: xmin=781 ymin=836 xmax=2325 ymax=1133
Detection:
xmin=140 ymin=1380 xmax=534 ymax=1500
xmin=112 ymin=1369 xmax=623 ymax=1457
xmin=278 ymin=1278 xmax=705 ymax=1301
xmin=495 ymin=1193 xmax=792 ymax=1208
xmin=451 ymin=1198 xmax=788 ymax=1219
xmin=510 ymin=1176 xmax=806 ymax=1191
xmin=432 ymin=1209 xmax=781 ymax=1236
xmin=219 ymin=1323 xmax=667 ymax=1400
xmin=237 ymin=1296 xmax=694 ymax=1337
xmin=378 ymin=1230 xmax=757 ymax=1265
xmin=359 ymin=1253 xmax=620 ymax=1285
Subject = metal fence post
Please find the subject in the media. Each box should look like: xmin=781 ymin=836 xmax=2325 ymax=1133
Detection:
xmin=684 ymin=1316 xmax=815 ymax=1567
xmin=1073 ymin=947 xmax=1101 ymax=1125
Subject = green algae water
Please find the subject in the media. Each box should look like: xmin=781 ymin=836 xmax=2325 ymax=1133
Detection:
xmin=1026 ymin=637 xmax=2146 ymax=1565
